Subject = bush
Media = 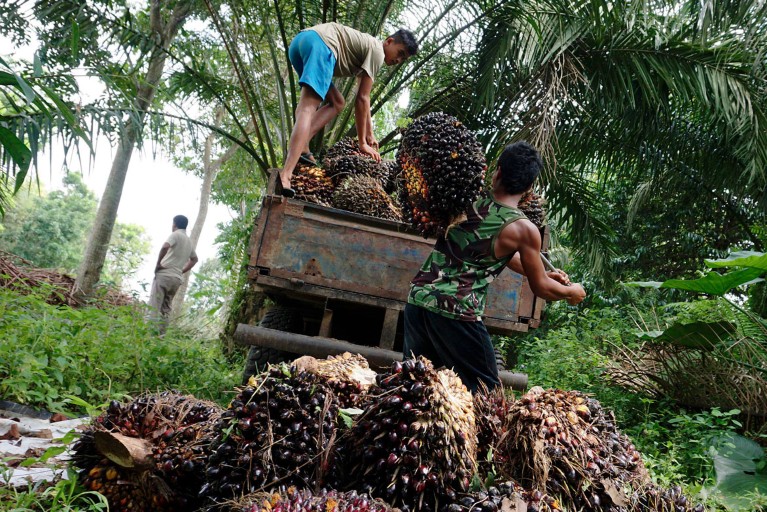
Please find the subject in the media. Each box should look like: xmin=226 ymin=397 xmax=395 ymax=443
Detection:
xmin=0 ymin=288 xmax=240 ymax=415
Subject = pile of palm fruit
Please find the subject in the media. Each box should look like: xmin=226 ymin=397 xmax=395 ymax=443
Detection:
xmin=70 ymin=355 xmax=705 ymax=512
xmin=517 ymin=189 xmax=547 ymax=229
xmin=397 ymin=112 xmax=486 ymax=238
xmin=291 ymin=163 xmax=335 ymax=206
xmin=342 ymin=357 xmax=477 ymax=511
xmin=285 ymin=121 xmax=550 ymax=235
xmin=236 ymin=486 xmax=393 ymax=512
xmin=281 ymin=137 xmax=401 ymax=220
xmin=70 ymin=391 xmax=222 ymax=511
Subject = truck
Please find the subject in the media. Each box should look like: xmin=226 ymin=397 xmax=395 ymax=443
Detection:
xmin=233 ymin=171 xmax=549 ymax=390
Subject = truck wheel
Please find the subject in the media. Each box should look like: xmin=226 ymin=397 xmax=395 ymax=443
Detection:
xmin=242 ymin=305 xmax=302 ymax=383
xmin=494 ymin=346 xmax=507 ymax=372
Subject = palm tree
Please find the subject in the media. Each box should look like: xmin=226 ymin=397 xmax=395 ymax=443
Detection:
xmin=412 ymin=0 xmax=767 ymax=283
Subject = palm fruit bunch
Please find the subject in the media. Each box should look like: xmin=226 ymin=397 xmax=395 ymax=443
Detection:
xmin=236 ymin=486 xmax=393 ymax=512
xmin=446 ymin=481 xmax=562 ymax=512
xmin=201 ymin=363 xmax=340 ymax=502
xmin=291 ymin=163 xmax=335 ymax=206
xmin=331 ymin=175 xmax=402 ymax=222
xmin=292 ymin=352 xmax=377 ymax=409
xmin=323 ymin=138 xmax=400 ymax=191
xmin=77 ymin=457 xmax=172 ymax=511
xmin=517 ymin=190 xmax=547 ymax=229
xmin=494 ymin=387 xmax=703 ymax=512
xmin=323 ymin=137 xmax=364 ymax=163
xmin=397 ymin=112 xmax=486 ymax=238
xmin=71 ymin=391 xmax=222 ymax=511
xmin=472 ymin=385 xmax=513 ymax=478
xmin=381 ymin=160 xmax=401 ymax=193
xmin=325 ymin=154 xmax=390 ymax=186
xmin=344 ymin=357 xmax=477 ymax=511
xmin=629 ymin=484 xmax=705 ymax=512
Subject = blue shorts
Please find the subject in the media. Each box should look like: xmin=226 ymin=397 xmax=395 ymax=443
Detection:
xmin=289 ymin=30 xmax=336 ymax=100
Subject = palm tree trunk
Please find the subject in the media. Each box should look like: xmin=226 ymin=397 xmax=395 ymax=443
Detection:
xmin=170 ymin=106 xmax=234 ymax=316
xmin=74 ymin=1 xmax=191 ymax=298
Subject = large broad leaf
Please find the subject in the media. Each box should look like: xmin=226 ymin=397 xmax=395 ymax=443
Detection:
xmin=659 ymin=267 xmax=764 ymax=295
xmin=637 ymin=320 xmax=736 ymax=349
xmin=708 ymin=433 xmax=767 ymax=510
xmin=706 ymin=251 xmax=767 ymax=272
xmin=0 ymin=126 xmax=32 ymax=188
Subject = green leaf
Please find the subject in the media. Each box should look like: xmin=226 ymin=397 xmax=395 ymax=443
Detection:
xmin=709 ymin=433 xmax=767 ymax=509
xmin=637 ymin=320 xmax=736 ymax=349
xmin=705 ymin=251 xmax=767 ymax=271
xmin=20 ymin=457 xmax=39 ymax=467
xmin=33 ymin=52 xmax=43 ymax=78
xmin=0 ymin=70 xmax=17 ymax=86
xmin=660 ymin=267 xmax=765 ymax=295
xmin=71 ymin=20 xmax=80 ymax=62
xmin=0 ymin=125 xmax=32 ymax=185
xmin=39 ymin=445 xmax=68 ymax=462
xmin=12 ymin=72 xmax=36 ymax=105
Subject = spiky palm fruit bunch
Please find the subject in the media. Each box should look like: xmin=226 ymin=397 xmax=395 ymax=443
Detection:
xmin=495 ymin=387 xmax=657 ymax=511
xmin=380 ymin=160 xmax=401 ymax=193
xmin=71 ymin=392 xmax=222 ymax=511
xmin=397 ymin=112 xmax=486 ymax=238
xmin=79 ymin=458 xmax=174 ymax=511
xmin=345 ymin=357 xmax=477 ymax=511
xmin=237 ymin=486 xmax=393 ymax=512
xmin=292 ymin=352 xmax=377 ymax=409
xmin=323 ymin=137 xmax=364 ymax=164
xmin=517 ymin=191 xmax=547 ymax=229
xmin=628 ymin=484 xmax=705 ymax=512
xmin=325 ymin=154 xmax=389 ymax=185
xmin=201 ymin=364 xmax=340 ymax=501
xmin=332 ymin=175 xmax=402 ymax=221
xmin=447 ymin=481 xmax=562 ymax=512
xmin=292 ymin=164 xmax=335 ymax=206
xmin=473 ymin=385 xmax=513 ymax=478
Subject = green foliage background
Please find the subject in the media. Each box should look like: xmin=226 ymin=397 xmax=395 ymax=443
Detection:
xmin=0 ymin=287 xmax=240 ymax=415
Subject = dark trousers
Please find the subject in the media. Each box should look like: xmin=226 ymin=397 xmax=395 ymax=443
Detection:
xmin=403 ymin=303 xmax=500 ymax=393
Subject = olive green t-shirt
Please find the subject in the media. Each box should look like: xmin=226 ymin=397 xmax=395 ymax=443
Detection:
xmin=310 ymin=23 xmax=385 ymax=79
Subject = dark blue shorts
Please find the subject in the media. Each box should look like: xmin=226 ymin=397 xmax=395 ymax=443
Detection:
xmin=289 ymin=30 xmax=336 ymax=100
xmin=403 ymin=303 xmax=500 ymax=393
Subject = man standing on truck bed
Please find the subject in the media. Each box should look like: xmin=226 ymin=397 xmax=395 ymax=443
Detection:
xmin=277 ymin=23 xmax=419 ymax=198
xmin=404 ymin=142 xmax=587 ymax=393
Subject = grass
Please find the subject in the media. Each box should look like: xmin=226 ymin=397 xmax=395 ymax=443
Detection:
xmin=0 ymin=287 xmax=241 ymax=416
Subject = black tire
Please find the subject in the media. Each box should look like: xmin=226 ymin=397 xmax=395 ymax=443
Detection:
xmin=242 ymin=305 xmax=303 ymax=383
xmin=494 ymin=346 xmax=507 ymax=372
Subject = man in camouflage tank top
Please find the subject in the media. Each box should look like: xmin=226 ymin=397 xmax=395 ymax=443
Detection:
xmin=404 ymin=142 xmax=586 ymax=392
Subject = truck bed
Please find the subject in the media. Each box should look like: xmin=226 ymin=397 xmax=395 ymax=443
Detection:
xmin=248 ymin=190 xmax=546 ymax=338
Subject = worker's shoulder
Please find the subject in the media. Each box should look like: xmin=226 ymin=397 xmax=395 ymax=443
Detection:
xmin=498 ymin=216 xmax=540 ymax=245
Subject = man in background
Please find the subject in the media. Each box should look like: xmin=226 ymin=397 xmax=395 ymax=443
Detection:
xmin=148 ymin=214 xmax=198 ymax=334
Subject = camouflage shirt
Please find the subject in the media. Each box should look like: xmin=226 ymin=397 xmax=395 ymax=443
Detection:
xmin=408 ymin=197 xmax=527 ymax=321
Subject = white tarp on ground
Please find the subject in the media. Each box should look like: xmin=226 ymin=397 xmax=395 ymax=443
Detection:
xmin=0 ymin=409 xmax=89 ymax=488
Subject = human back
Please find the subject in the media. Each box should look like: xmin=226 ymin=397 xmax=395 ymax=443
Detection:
xmin=309 ymin=22 xmax=385 ymax=78
xmin=156 ymin=229 xmax=193 ymax=280
xmin=408 ymin=196 xmax=527 ymax=321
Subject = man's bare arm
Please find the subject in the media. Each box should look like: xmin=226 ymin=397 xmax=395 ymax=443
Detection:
xmin=354 ymin=74 xmax=381 ymax=162
xmin=499 ymin=221 xmax=585 ymax=305
xmin=182 ymin=254 xmax=198 ymax=274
